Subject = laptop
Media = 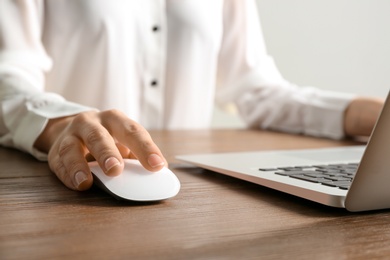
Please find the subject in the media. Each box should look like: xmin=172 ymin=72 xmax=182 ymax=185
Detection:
xmin=177 ymin=92 xmax=390 ymax=212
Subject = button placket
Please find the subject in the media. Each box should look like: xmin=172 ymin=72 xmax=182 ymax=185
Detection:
xmin=140 ymin=1 xmax=167 ymax=129
xmin=150 ymin=24 xmax=160 ymax=88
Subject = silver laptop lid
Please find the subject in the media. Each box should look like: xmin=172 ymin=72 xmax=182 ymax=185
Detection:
xmin=345 ymin=91 xmax=390 ymax=212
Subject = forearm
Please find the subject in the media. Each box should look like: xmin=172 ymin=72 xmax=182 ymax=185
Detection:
xmin=235 ymin=84 xmax=355 ymax=139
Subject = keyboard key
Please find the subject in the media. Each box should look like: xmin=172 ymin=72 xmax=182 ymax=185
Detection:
xmin=258 ymin=168 xmax=278 ymax=171
xmin=322 ymin=181 xmax=352 ymax=188
xmin=275 ymin=170 xmax=318 ymax=176
xmin=289 ymin=175 xmax=320 ymax=183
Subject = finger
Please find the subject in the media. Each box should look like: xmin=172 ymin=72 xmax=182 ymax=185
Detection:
xmin=70 ymin=112 xmax=124 ymax=176
xmin=48 ymin=135 xmax=93 ymax=191
xmin=100 ymin=110 xmax=167 ymax=171
xmin=57 ymin=135 xmax=93 ymax=190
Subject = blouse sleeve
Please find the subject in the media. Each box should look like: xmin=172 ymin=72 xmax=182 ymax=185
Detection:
xmin=216 ymin=0 xmax=355 ymax=139
xmin=0 ymin=0 xmax=93 ymax=160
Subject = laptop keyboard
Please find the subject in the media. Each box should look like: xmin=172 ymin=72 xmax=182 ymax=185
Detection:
xmin=259 ymin=163 xmax=358 ymax=190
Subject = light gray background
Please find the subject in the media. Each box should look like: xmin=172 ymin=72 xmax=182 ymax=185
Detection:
xmin=212 ymin=0 xmax=390 ymax=128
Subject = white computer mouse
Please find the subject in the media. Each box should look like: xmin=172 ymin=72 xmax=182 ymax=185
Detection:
xmin=88 ymin=159 xmax=180 ymax=201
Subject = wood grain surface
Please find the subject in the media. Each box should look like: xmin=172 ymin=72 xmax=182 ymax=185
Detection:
xmin=2 ymin=129 xmax=390 ymax=259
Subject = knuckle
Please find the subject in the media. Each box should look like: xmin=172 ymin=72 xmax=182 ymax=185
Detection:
xmin=67 ymin=113 xmax=93 ymax=134
xmin=123 ymin=121 xmax=146 ymax=137
xmin=122 ymin=122 xmax=155 ymax=150
xmin=85 ymin=128 xmax=109 ymax=144
xmin=102 ymin=108 xmax=123 ymax=117
xmin=57 ymin=137 xmax=77 ymax=158
xmin=48 ymin=158 xmax=63 ymax=176
xmin=72 ymin=111 xmax=94 ymax=125
xmin=141 ymin=139 xmax=155 ymax=150
xmin=48 ymin=159 xmax=73 ymax=188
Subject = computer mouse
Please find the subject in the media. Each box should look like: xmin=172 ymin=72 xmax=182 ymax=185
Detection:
xmin=88 ymin=159 xmax=180 ymax=201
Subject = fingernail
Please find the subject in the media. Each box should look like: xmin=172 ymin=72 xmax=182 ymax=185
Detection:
xmin=105 ymin=157 xmax=121 ymax=172
xmin=148 ymin=154 xmax=165 ymax=168
xmin=75 ymin=171 xmax=88 ymax=188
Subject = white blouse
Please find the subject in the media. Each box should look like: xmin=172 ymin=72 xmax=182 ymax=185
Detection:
xmin=0 ymin=0 xmax=354 ymax=160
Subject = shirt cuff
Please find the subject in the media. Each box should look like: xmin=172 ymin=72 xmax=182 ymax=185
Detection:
xmin=303 ymin=89 xmax=355 ymax=139
xmin=14 ymin=99 xmax=96 ymax=161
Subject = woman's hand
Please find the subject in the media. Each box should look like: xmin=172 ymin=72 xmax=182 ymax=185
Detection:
xmin=344 ymin=96 xmax=384 ymax=137
xmin=34 ymin=109 xmax=166 ymax=191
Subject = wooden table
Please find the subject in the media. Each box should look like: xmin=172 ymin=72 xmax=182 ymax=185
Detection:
xmin=2 ymin=129 xmax=390 ymax=259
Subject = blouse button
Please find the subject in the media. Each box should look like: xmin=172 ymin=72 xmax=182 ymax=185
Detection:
xmin=150 ymin=80 xmax=158 ymax=87
xmin=152 ymin=25 xmax=160 ymax=32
